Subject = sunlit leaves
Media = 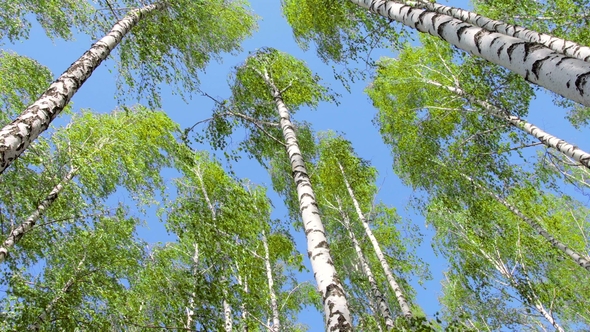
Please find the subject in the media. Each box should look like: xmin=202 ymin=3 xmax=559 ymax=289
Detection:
xmin=116 ymin=0 xmax=257 ymax=107
xmin=0 ymin=52 xmax=53 ymax=125
xmin=0 ymin=0 xmax=96 ymax=42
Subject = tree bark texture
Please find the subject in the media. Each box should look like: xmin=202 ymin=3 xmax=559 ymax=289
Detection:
xmin=337 ymin=162 xmax=413 ymax=318
xmin=0 ymin=166 xmax=77 ymax=263
xmin=0 ymin=2 xmax=165 ymax=174
xmin=264 ymin=72 xmax=353 ymax=331
xmin=350 ymin=0 xmax=590 ymax=106
xmin=410 ymin=0 xmax=590 ymax=62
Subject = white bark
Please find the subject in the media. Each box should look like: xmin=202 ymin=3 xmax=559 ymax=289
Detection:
xmin=262 ymin=230 xmax=280 ymax=332
xmin=236 ymin=268 xmax=249 ymax=332
xmin=0 ymin=166 xmax=77 ymax=263
xmin=0 ymin=2 xmax=165 ymax=174
xmin=461 ymin=173 xmax=590 ymax=272
xmin=336 ymin=199 xmax=394 ymax=329
xmin=186 ymin=243 xmax=199 ymax=330
xmin=424 ymin=79 xmax=590 ymax=169
xmin=337 ymin=162 xmax=413 ymax=318
xmin=223 ymin=295 xmax=233 ymax=332
xmin=350 ymin=0 xmax=590 ymax=106
xmin=263 ymin=72 xmax=352 ymax=330
xmin=409 ymin=0 xmax=590 ymax=62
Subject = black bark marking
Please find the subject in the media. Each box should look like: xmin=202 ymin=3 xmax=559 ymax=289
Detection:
xmin=305 ymin=228 xmax=325 ymax=236
xmin=417 ymin=10 xmax=429 ymax=28
xmin=556 ymin=56 xmax=574 ymax=67
xmin=507 ymin=42 xmax=526 ymax=61
xmin=436 ymin=19 xmax=451 ymax=38
xmin=575 ymin=72 xmax=590 ymax=95
xmin=456 ymin=23 xmax=471 ymax=42
xmin=473 ymin=29 xmax=489 ymax=54
xmin=497 ymin=44 xmax=505 ymax=58
xmin=531 ymin=56 xmax=550 ymax=79
xmin=315 ymin=240 xmax=329 ymax=250
xmin=523 ymin=43 xmax=545 ymax=61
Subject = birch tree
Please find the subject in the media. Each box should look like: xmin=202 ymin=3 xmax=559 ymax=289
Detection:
xmin=369 ymin=36 xmax=590 ymax=169
xmin=0 ymin=107 xmax=178 ymax=264
xmin=0 ymin=0 xmax=256 ymax=174
xmin=313 ymin=133 xmax=429 ymax=330
xmin=122 ymin=147 xmax=311 ymax=330
xmin=284 ymin=0 xmax=590 ymax=107
xmin=0 ymin=209 xmax=143 ymax=331
xmin=195 ymin=49 xmax=353 ymax=330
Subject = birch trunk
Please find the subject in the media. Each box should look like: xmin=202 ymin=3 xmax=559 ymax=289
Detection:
xmin=186 ymin=243 xmax=199 ymax=330
xmin=263 ymin=71 xmax=352 ymax=330
xmin=349 ymin=0 xmax=590 ymax=106
xmin=423 ymin=79 xmax=590 ymax=169
xmin=336 ymin=199 xmax=394 ymax=329
xmin=0 ymin=2 xmax=165 ymax=174
xmin=236 ymin=269 xmax=249 ymax=332
xmin=461 ymin=172 xmax=590 ymax=272
xmin=337 ymin=162 xmax=413 ymax=318
xmin=0 ymin=166 xmax=77 ymax=263
xmin=262 ymin=230 xmax=280 ymax=332
xmin=408 ymin=0 xmax=590 ymax=62
xmin=223 ymin=294 xmax=233 ymax=332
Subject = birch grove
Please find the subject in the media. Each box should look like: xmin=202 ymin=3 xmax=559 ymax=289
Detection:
xmin=3 ymin=0 xmax=590 ymax=330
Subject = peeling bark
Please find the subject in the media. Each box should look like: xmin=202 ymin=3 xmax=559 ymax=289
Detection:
xmin=349 ymin=0 xmax=590 ymax=106
xmin=0 ymin=166 xmax=77 ymax=263
xmin=408 ymin=0 xmax=590 ymax=62
xmin=262 ymin=71 xmax=353 ymax=330
xmin=337 ymin=162 xmax=413 ymax=318
xmin=0 ymin=2 xmax=165 ymax=174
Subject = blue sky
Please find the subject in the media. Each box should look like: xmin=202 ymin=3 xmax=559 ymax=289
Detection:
xmin=4 ymin=0 xmax=590 ymax=330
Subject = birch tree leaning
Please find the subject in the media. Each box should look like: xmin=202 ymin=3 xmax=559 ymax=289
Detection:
xmin=284 ymin=0 xmax=590 ymax=106
xmin=0 ymin=0 xmax=256 ymax=174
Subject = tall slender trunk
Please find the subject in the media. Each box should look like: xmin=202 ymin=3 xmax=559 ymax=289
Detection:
xmin=336 ymin=199 xmax=394 ymax=329
xmin=423 ymin=79 xmax=590 ymax=169
xmin=0 ymin=166 xmax=77 ymax=262
xmin=194 ymin=163 xmax=234 ymax=329
xmin=337 ymin=162 xmax=413 ymax=318
xmin=409 ymin=0 xmax=590 ymax=62
xmin=263 ymin=71 xmax=352 ymax=330
xmin=186 ymin=243 xmax=199 ymax=330
xmin=349 ymin=0 xmax=590 ymax=106
xmin=460 ymin=172 xmax=590 ymax=271
xmin=236 ymin=267 xmax=249 ymax=332
xmin=262 ymin=230 xmax=280 ymax=332
xmin=0 ymin=2 xmax=166 ymax=174
xmin=223 ymin=294 xmax=233 ymax=332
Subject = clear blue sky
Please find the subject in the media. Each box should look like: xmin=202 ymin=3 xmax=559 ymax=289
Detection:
xmin=5 ymin=0 xmax=590 ymax=330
